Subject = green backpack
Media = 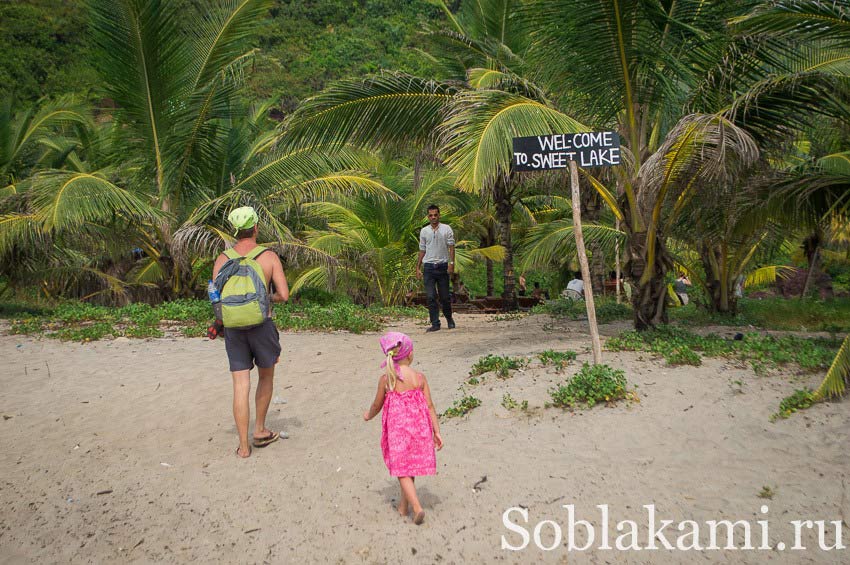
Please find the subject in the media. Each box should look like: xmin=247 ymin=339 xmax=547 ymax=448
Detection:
xmin=214 ymin=246 xmax=270 ymax=329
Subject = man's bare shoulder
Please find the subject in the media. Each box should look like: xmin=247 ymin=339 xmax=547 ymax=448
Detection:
xmin=256 ymin=248 xmax=281 ymax=266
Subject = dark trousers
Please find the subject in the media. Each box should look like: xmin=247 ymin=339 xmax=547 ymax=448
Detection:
xmin=423 ymin=262 xmax=452 ymax=327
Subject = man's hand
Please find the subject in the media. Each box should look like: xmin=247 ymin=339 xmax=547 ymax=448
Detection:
xmin=416 ymin=268 xmax=422 ymax=280
xmin=448 ymin=264 xmax=454 ymax=275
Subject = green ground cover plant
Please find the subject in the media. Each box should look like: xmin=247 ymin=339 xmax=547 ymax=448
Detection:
xmin=771 ymin=389 xmax=816 ymax=422
xmin=671 ymin=298 xmax=850 ymax=333
xmin=469 ymin=354 xmax=529 ymax=379
xmin=606 ymin=325 xmax=839 ymax=373
xmin=501 ymin=393 xmax=518 ymax=410
xmin=441 ymin=395 xmax=481 ymax=419
xmin=549 ymin=363 xmax=631 ymax=409
xmin=538 ymin=349 xmax=577 ymax=371
xmin=4 ymin=299 xmax=425 ymax=341
xmin=532 ymin=298 xmax=633 ymax=324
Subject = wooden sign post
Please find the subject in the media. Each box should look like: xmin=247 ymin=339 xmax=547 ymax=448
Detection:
xmin=512 ymin=132 xmax=621 ymax=365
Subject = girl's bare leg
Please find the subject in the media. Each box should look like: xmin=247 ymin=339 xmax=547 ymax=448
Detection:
xmin=396 ymin=479 xmax=409 ymax=516
xmin=399 ymin=477 xmax=424 ymax=524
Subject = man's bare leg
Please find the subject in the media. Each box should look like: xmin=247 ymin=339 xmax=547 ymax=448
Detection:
xmin=232 ymin=370 xmax=251 ymax=457
xmin=254 ymin=365 xmax=275 ymax=439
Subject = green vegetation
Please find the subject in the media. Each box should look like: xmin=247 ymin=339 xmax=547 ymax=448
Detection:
xmin=538 ymin=349 xmax=577 ymax=371
xmin=469 ymin=354 xmax=529 ymax=379
xmin=606 ymin=326 xmax=840 ymax=374
xmin=501 ymin=393 xmax=518 ymax=411
xmin=757 ymin=486 xmax=777 ymax=500
xmin=533 ymin=298 xmax=632 ymax=324
xmin=771 ymin=389 xmax=816 ymax=422
xmin=1 ymin=1 xmax=849 ymax=402
xmin=4 ymin=299 xmax=424 ymax=341
xmin=671 ymin=298 xmax=850 ymax=333
xmin=549 ymin=363 xmax=631 ymax=409
xmin=0 ymin=1 xmax=96 ymax=100
xmin=441 ymin=395 xmax=481 ymax=419
xmin=0 ymin=0 xmax=441 ymax=105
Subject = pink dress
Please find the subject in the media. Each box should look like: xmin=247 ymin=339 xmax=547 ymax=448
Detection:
xmin=381 ymin=388 xmax=436 ymax=477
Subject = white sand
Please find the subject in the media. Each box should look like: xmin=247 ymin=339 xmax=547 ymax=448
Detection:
xmin=1 ymin=314 xmax=848 ymax=564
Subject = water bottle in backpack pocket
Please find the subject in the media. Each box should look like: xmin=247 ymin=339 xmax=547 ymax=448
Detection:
xmin=214 ymin=246 xmax=270 ymax=329
xmin=207 ymin=279 xmax=223 ymax=322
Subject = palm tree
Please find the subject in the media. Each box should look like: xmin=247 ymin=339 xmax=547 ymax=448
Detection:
xmin=0 ymin=95 xmax=163 ymax=301
xmin=0 ymin=0 xmax=389 ymax=301
xmin=284 ymin=0 xmax=586 ymax=306
xmin=292 ymin=162 xmax=503 ymax=305
xmin=729 ymin=1 xmax=850 ymax=399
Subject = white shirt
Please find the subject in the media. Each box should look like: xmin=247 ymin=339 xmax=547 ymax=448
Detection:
xmin=419 ymin=223 xmax=455 ymax=264
xmin=567 ymin=279 xmax=584 ymax=294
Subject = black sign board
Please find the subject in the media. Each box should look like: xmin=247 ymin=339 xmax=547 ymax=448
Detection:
xmin=512 ymin=132 xmax=621 ymax=171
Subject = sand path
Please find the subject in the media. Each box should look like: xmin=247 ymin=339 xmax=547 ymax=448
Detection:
xmin=1 ymin=314 xmax=847 ymax=564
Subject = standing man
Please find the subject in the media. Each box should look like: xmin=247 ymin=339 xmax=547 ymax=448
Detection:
xmin=416 ymin=204 xmax=456 ymax=332
xmin=213 ymin=206 xmax=289 ymax=458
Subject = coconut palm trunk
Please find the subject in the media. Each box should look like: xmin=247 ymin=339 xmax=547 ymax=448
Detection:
xmin=494 ymin=174 xmax=518 ymax=309
xmin=581 ymin=179 xmax=606 ymax=293
xmin=626 ymin=231 xmax=673 ymax=330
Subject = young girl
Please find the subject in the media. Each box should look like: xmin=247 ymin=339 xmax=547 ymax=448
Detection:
xmin=363 ymin=332 xmax=443 ymax=525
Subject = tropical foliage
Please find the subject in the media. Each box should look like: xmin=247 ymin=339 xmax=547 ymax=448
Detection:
xmin=0 ymin=0 xmax=849 ymax=402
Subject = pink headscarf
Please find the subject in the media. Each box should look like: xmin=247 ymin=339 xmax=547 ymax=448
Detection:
xmin=380 ymin=331 xmax=413 ymax=379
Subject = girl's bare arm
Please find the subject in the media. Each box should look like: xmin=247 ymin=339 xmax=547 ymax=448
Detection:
xmin=421 ymin=374 xmax=443 ymax=449
xmin=363 ymin=375 xmax=388 ymax=421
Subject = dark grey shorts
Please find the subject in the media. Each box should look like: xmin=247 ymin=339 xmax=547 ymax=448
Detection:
xmin=224 ymin=319 xmax=281 ymax=372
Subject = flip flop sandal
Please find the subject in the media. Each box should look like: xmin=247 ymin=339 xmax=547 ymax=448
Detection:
xmin=413 ymin=511 xmax=425 ymax=525
xmin=252 ymin=431 xmax=279 ymax=448
xmin=235 ymin=445 xmax=252 ymax=458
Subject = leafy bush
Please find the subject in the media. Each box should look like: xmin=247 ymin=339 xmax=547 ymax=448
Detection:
xmin=470 ymin=354 xmax=529 ymax=378
xmin=0 ymin=302 xmax=51 ymax=318
xmin=153 ymin=299 xmax=212 ymax=322
xmin=442 ymin=396 xmax=481 ymax=418
xmin=606 ymin=325 xmax=839 ymax=373
xmin=666 ymin=346 xmax=701 ymax=366
xmin=771 ymin=389 xmax=815 ymax=421
xmin=671 ymin=297 xmax=850 ymax=333
xmin=9 ymin=318 xmax=44 ymax=335
xmin=538 ymin=349 xmax=577 ymax=371
xmin=55 ymin=302 xmax=113 ymax=322
xmin=549 ymin=363 xmax=630 ymax=408
xmin=53 ymin=322 xmax=113 ymax=342
xmin=122 ymin=325 xmax=164 ymax=339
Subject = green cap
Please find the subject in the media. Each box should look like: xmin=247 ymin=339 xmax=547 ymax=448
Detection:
xmin=228 ymin=206 xmax=258 ymax=235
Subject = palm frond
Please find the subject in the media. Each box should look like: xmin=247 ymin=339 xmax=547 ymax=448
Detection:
xmin=731 ymin=2 xmax=850 ymax=47
xmin=520 ymin=220 xmax=624 ymax=271
xmin=284 ymin=73 xmax=459 ymax=151
xmin=439 ymin=89 xmax=586 ymax=190
xmin=462 ymin=244 xmax=505 ymax=262
xmin=813 ymin=334 xmax=850 ymax=400
xmin=29 ymin=170 xmax=161 ymax=231
xmin=89 ymin=0 xmax=188 ymax=192
xmin=743 ymin=265 xmax=796 ymax=288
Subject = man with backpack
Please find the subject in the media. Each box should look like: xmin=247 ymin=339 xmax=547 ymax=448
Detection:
xmin=212 ymin=206 xmax=289 ymax=458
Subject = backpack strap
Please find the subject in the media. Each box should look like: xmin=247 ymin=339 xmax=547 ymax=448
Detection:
xmin=246 ymin=245 xmax=268 ymax=261
xmin=223 ymin=246 xmax=267 ymax=261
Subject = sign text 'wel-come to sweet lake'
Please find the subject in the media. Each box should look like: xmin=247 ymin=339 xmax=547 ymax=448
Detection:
xmin=512 ymin=131 xmax=621 ymax=171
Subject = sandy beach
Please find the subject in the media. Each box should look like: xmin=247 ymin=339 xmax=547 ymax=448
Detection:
xmin=1 ymin=314 xmax=848 ymax=564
